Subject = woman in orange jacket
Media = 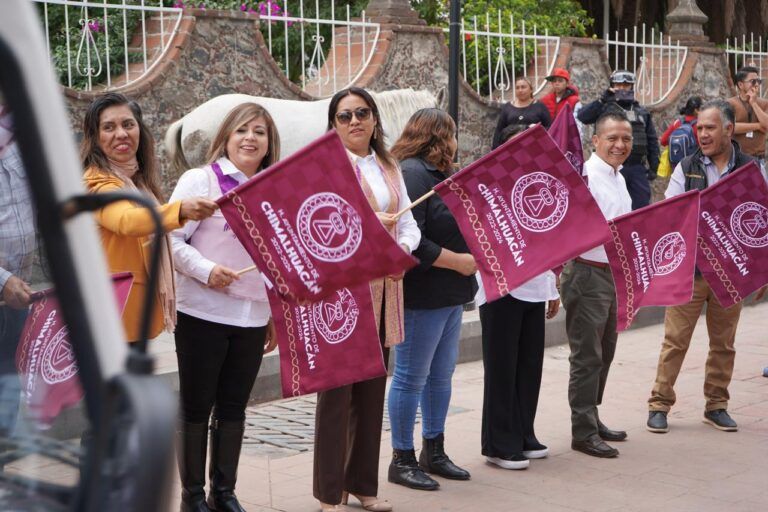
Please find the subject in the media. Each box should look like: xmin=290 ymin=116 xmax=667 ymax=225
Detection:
xmin=81 ymin=93 xmax=216 ymax=343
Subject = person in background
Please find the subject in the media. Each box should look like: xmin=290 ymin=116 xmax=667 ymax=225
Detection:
xmin=81 ymin=92 xmax=216 ymax=344
xmin=170 ymin=102 xmax=279 ymax=512
xmin=578 ymin=70 xmax=660 ymax=210
xmin=540 ymin=68 xmax=584 ymax=138
xmin=562 ymin=112 xmax=633 ymax=459
xmin=387 ymin=108 xmax=476 ymax=491
xmin=660 ymin=96 xmax=702 ymax=147
xmin=0 ymin=104 xmax=34 ymax=450
xmin=479 ymin=123 xmax=562 ymax=471
xmin=492 ymin=77 xmax=551 ymax=149
xmin=313 ymin=87 xmax=420 ymax=512
xmin=727 ymin=66 xmax=768 ymax=167
xmin=647 ymin=99 xmax=767 ymax=434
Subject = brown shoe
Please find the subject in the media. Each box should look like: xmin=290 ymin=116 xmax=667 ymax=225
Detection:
xmin=571 ymin=434 xmax=619 ymax=458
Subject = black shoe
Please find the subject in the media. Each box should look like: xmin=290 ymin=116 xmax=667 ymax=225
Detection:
xmin=522 ymin=439 xmax=549 ymax=459
xmin=419 ymin=434 xmax=470 ymax=480
xmin=646 ymin=411 xmax=669 ymax=433
xmin=571 ymin=434 xmax=619 ymax=458
xmin=178 ymin=422 xmax=213 ymax=512
xmin=597 ymin=421 xmax=627 ymax=442
xmin=703 ymin=409 xmax=738 ymax=432
xmin=389 ymin=449 xmax=440 ymax=490
xmin=207 ymin=419 xmax=246 ymax=512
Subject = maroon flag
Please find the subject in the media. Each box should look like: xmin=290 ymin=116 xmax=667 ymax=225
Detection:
xmin=605 ymin=190 xmax=700 ymax=330
xmin=548 ymin=103 xmax=585 ymax=179
xmin=434 ymin=124 xmax=610 ymax=303
xmin=267 ymin=282 xmax=386 ymax=397
xmin=697 ymin=161 xmax=768 ymax=308
xmin=216 ymin=131 xmax=417 ymax=302
xmin=15 ymin=273 xmax=133 ymax=426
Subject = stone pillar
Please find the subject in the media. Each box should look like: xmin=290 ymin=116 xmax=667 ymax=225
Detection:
xmin=666 ymin=0 xmax=712 ymax=46
xmin=365 ymin=0 xmax=425 ymax=25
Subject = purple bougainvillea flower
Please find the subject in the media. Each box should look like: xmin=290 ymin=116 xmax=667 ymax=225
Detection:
xmin=241 ymin=3 xmax=247 ymax=11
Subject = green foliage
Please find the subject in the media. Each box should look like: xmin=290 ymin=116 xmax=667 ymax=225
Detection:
xmin=39 ymin=2 xmax=142 ymax=90
xmin=39 ymin=0 xmax=590 ymax=93
xmin=166 ymin=1 xmax=368 ymax=84
xmin=450 ymin=0 xmax=593 ymax=94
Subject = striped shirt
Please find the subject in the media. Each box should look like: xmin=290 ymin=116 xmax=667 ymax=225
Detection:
xmin=0 ymin=143 xmax=36 ymax=291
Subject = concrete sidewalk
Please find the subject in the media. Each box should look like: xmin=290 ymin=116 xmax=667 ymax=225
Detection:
xmin=169 ymin=302 xmax=768 ymax=512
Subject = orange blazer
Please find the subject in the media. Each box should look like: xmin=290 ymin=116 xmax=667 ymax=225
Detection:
xmin=83 ymin=167 xmax=183 ymax=341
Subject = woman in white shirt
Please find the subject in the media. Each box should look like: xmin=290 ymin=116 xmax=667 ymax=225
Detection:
xmin=478 ymin=124 xmax=560 ymax=471
xmin=170 ymin=103 xmax=278 ymax=512
xmin=313 ymin=87 xmax=420 ymax=512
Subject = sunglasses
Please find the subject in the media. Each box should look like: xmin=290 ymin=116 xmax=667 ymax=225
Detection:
xmin=335 ymin=107 xmax=372 ymax=125
xmin=748 ymin=78 xmax=764 ymax=86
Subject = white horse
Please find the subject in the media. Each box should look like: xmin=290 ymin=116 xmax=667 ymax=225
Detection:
xmin=165 ymin=88 xmax=440 ymax=173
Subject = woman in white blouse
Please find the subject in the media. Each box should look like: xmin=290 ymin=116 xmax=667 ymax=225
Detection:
xmin=169 ymin=103 xmax=278 ymax=512
xmin=477 ymin=124 xmax=560 ymax=471
xmin=313 ymin=87 xmax=420 ymax=512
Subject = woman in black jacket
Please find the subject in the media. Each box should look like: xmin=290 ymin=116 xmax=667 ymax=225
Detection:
xmin=387 ymin=108 xmax=478 ymax=491
xmin=492 ymin=76 xmax=551 ymax=149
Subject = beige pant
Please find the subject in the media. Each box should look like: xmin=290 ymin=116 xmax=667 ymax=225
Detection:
xmin=648 ymin=277 xmax=742 ymax=412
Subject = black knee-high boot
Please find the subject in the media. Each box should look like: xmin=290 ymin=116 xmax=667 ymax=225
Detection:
xmin=207 ymin=419 xmax=246 ymax=512
xmin=178 ymin=422 xmax=212 ymax=512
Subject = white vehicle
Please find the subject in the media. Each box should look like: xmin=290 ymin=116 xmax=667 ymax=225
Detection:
xmin=0 ymin=2 xmax=175 ymax=510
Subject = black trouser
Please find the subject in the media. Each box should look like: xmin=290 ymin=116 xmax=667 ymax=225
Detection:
xmin=480 ymin=296 xmax=545 ymax=457
xmin=620 ymin=163 xmax=651 ymax=210
xmin=175 ymin=311 xmax=266 ymax=423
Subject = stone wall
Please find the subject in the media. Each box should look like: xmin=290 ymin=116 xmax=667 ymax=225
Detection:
xmin=61 ymin=8 xmax=738 ymax=198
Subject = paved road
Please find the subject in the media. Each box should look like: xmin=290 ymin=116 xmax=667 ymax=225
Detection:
xmin=170 ymin=301 xmax=768 ymax=511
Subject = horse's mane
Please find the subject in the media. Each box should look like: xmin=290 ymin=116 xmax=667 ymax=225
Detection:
xmin=370 ymin=89 xmax=439 ymax=147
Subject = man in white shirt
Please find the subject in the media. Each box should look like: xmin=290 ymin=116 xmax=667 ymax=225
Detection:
xmin=647 ymin=99 xmax=767 ymax=434
xmin=561 ymin=112 xmax=633 ymax=458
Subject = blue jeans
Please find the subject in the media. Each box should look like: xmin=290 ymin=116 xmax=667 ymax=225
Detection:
xmin=388 ymin=306 xmax=463 ymax=450
xmin=0 ymin=305 xmax=27 ymax=436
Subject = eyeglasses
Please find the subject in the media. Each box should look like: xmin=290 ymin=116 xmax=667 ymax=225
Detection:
xmin=335 ymin=107 xmax=372 ymax=125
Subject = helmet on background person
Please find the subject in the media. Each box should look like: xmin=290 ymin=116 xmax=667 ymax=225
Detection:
xmin=610 ymin=70 xmax=636 ymax=86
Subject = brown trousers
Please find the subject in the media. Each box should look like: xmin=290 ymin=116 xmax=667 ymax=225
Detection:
xmin=648 ymin=276 xmax=742 ymax=412
xmin=313 ymin=338 xmax=390 ymax=504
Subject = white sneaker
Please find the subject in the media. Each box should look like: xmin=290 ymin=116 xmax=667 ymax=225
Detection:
xmin=522 ymin=447 xmax=549 ymax=459
xmin=485 ymin=455 xmax=530 ymax=470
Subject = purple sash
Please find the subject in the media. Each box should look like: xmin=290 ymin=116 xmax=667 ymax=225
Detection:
xmin=211 ymin=162 xmax=240 ymax=195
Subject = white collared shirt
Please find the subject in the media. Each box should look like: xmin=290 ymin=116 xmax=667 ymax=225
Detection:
xmin=580 ymin=153 xmax=633 ymax=263
xmin=169 ymin=157 xmax=270 ymax=327
xmin=474 ymin=270 xmax=559 ymax=307
xmin=347 ymin=150 xmax=421 ymax=252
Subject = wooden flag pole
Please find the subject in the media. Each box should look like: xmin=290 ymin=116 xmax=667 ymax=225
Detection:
xmin=393 ymin=189 xmax=436 ymax=220
xmin=236 ymin=265 xmax=258 ymax=276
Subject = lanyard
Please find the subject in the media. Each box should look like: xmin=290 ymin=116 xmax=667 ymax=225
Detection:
xmin=210 ymin=161 xmax=240 ymax=195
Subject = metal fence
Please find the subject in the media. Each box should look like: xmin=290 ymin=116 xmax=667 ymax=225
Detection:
xmin=726 ymin=34 xmax=768 ymax=98
xmin=35 ymin=0 xmax=183 ymax=91
xmin=258 ymin=0 xmax=380 ymax=98
xmin=444 ymin=12 xmax=560 ymax=103
xmin=605 ymin=24 xmax=688 ymax=106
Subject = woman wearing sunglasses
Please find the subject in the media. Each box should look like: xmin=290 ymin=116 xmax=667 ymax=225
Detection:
xmin=313 ymin=87 xmax=421 ymax=512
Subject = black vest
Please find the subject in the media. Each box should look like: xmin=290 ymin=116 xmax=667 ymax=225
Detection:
xmin=680 ymin=143 xmax=754 ymax=191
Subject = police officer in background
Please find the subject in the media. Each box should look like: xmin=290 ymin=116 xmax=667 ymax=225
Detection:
xmin=578 ymin=70 xmax=660 ymax=210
